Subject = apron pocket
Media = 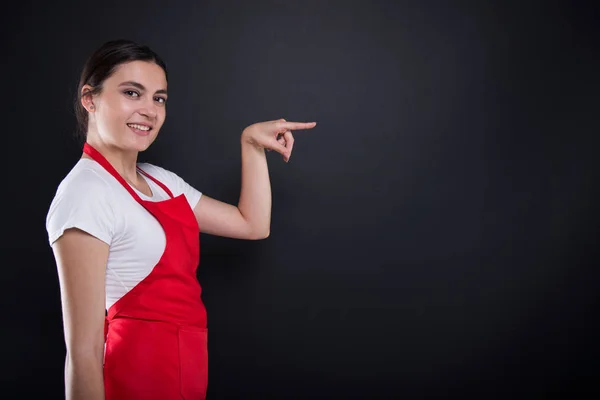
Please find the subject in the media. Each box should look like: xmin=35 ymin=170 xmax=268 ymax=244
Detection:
xmin=178 ymin=327 xmax=208 ymax=400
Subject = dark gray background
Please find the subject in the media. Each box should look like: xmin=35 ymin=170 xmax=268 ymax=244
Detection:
xmin=1 ymin=0 xmax=598 ymax=398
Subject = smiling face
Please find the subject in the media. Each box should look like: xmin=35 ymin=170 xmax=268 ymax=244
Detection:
xmin=82 ymin=60 xmax=168 ymax=152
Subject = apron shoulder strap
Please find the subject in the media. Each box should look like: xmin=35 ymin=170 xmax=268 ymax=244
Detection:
xmin=136 ymin=167 xmax=175 ymax=199
xmin=82 ymin=143 xmax=145 ymax=203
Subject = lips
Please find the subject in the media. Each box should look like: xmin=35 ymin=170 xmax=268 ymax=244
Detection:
xmin=127 ymin=123 xmax=152 ymax=136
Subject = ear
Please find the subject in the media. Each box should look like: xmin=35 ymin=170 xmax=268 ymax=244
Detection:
xmin=81 ymin=84 xmax=96 ymax=113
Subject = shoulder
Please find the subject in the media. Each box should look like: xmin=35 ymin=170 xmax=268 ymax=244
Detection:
xmin=137 ymin=162 xmax=174 ymax=181
xmin=137 ymin=162 xmax=190 ymax=190
xmin=54 ymin=159 xmax=114 ymax=198
xmin=46 ymin=160 xmax=117 ymax=245
xmin=46 ymin=160 xmax=118 ymax=226
xmin=137 ymin=162 xmax=202 ymax=207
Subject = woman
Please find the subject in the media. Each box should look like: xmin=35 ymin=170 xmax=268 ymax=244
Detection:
xmin=46 ymin=39 xmax=316 ymax=400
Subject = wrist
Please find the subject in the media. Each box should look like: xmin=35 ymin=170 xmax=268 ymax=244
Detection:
xmin=241 ymin=130 xmax=262 ymax=150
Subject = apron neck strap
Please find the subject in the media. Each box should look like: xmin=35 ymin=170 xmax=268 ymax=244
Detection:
xmin=83 ymin=142 xmax=144 ymax=203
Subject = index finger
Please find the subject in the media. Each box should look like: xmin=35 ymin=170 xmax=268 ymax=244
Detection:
xmin=280 ymin=121 xmax=317 ymax=131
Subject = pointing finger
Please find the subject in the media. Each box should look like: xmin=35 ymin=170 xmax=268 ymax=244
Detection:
xmin=278 ymin=121 xmax=317 ymax=131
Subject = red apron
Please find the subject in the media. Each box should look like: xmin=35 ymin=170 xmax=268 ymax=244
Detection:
xmin=83 ymin=143 xmax=208 ymax=400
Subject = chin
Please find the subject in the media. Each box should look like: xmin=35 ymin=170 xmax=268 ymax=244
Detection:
xmin=133 ymin=141 xmax=153 ymax=152
xmin=130 ymin=135 xmax=158 ymax=153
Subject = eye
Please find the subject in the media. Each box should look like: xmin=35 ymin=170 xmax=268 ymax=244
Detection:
xmin=124 ymin=90 xmax=140 ymax=97
xmin=154 ymin=97 xmax=167 ymax=105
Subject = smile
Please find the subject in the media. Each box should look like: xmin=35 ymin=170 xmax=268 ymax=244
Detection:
xmin=127 ymin=123 xmax=152 ymax=136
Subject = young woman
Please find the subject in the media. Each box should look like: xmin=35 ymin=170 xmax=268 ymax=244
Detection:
xmin=46 ymin=39 xmax=316 ymax=400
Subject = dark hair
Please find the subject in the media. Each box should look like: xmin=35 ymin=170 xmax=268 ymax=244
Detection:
xmin=74 ymin=39 xmax=168 ymax=141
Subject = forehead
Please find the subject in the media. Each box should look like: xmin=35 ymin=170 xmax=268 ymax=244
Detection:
xmin=106 ymin=60 xmax=167 ymax=89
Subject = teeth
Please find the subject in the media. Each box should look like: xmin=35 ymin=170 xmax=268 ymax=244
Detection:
xmin=128 ymin=123 xmax=150 ymax=131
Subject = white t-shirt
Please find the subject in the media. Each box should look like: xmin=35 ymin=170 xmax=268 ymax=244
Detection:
xmin=46 ymin=158 xmax=203 ymax=310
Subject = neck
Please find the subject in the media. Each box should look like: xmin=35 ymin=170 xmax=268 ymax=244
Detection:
xmin=83 ymin=134 xmax=141 ymax=184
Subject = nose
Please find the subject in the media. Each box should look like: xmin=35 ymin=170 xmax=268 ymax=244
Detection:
xmin=138 ymin=106 xmax=157 ymax=119
xmin=138 ymin=98 xmax=158 ymax=119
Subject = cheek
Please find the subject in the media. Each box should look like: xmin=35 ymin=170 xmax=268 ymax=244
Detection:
xmin=156 ymin=109 xmax=167 ymax=127
xmin=116 ymin=97 xmax=138 ymax=118
xmin=103 ymin=97 xmax=132 ymax=124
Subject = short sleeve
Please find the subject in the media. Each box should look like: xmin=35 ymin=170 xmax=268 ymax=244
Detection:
xmin=138 ymin=163 xmax=203 ymax=209
xmin=46 ymin=168 xmax=116 ymax=246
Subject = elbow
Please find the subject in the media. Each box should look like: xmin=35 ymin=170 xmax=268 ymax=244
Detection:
xmin=66 ymin=346 xmax=104 ymax=368
xmin=66 ymin=338 xmax=105 ymax=366
xmin=251 ymin=229 xmax=270 ymax=240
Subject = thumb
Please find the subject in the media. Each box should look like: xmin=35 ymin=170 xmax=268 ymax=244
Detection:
xmin=272 ymin=140 xmax=289 ymax=157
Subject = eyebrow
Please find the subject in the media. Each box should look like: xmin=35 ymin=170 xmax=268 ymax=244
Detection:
xmin=118 ymin=81 xmax=168 ymax=95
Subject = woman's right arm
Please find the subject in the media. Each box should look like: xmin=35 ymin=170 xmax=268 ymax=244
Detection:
xmin=52 ymin=227 xmax=109 ymax=400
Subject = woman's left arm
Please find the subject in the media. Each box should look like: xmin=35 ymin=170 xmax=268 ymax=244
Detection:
xmin=192 ymin=118 xmax=316 ymax=240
